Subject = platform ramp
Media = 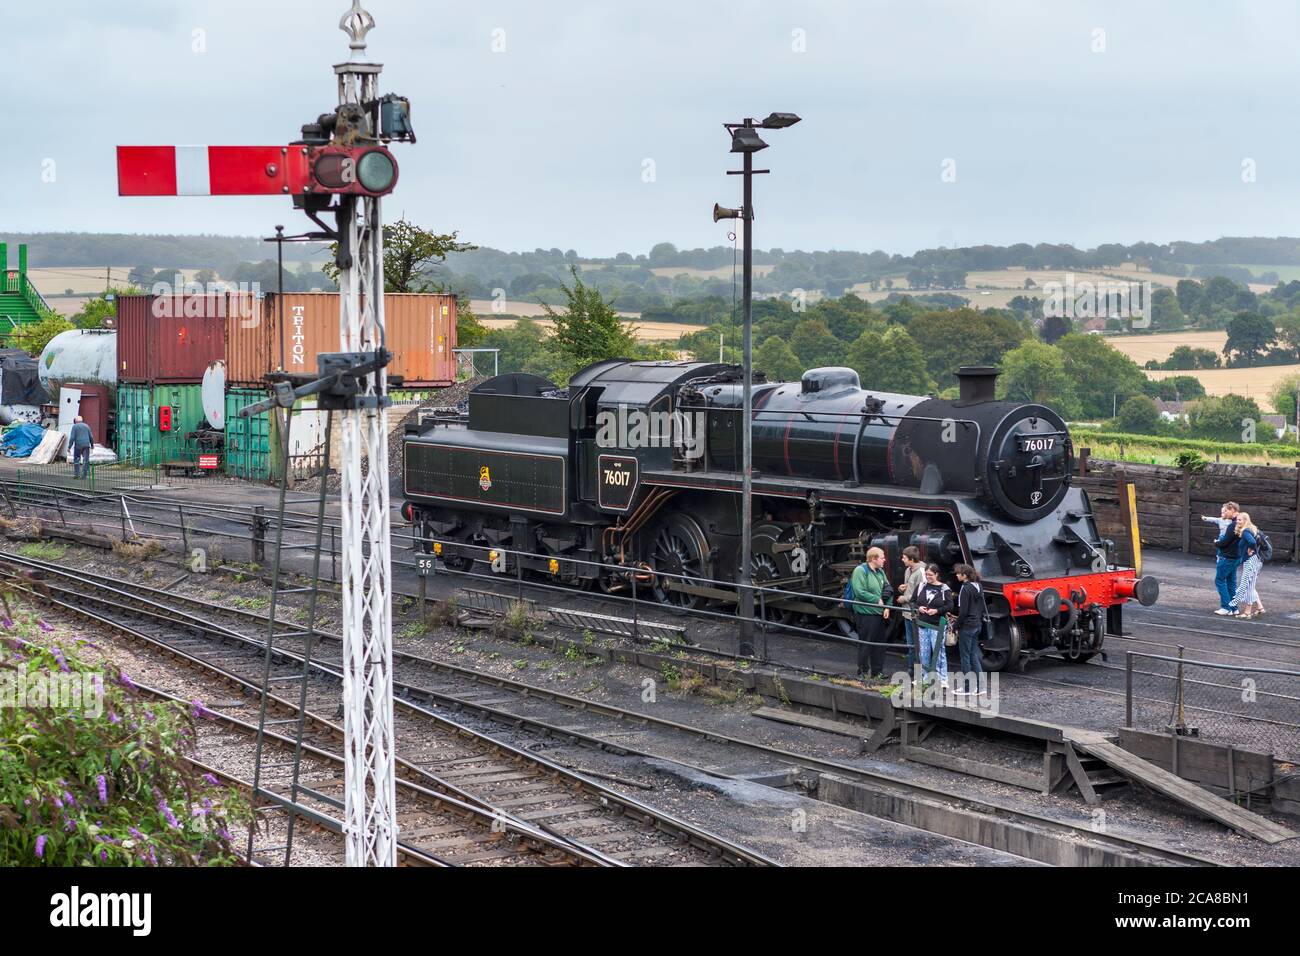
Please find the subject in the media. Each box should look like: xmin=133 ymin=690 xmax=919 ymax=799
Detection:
xmin=1065 ymin=730 xmax=1297 ymax=844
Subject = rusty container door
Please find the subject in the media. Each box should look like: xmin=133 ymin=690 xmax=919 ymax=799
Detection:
xmin=384 ymin=293 xmax=457 ymax=387
xmin=223 ymin=291 xmax=268 ymax=386
xmin=114 ymin=294 xmax=153 ymax=383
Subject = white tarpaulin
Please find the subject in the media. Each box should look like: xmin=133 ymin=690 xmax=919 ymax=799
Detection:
xmin=28 ymin=428 xmax=66 ymax=465
xmin=63 ymin=442 xmax=117 ymax=464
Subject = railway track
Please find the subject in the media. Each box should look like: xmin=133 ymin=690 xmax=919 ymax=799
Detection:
xmin=0 ymin=552 xmax=774 ymax=867
xmin=3 ymin=552 xmax=1215 ymax=867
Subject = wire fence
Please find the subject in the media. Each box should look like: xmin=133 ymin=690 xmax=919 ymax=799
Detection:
xmin=1125 ymin=648 xmax=1300 ymax=762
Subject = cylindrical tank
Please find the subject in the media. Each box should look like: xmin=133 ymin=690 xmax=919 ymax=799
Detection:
xmin=699 ymin=366 xmax=1073 ymax=523
xmin=39 ymin=329 xmax=118 ymax=397
xmin=201 ymin=360 xmax=226 ymax=430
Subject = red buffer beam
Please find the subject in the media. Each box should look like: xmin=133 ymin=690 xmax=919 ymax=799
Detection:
xmin=117 ymin=146 xmax=312 ymax=196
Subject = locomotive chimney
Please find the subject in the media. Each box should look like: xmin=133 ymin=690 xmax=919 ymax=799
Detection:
xmin=955 ymin=366 xmax=999 ymax=404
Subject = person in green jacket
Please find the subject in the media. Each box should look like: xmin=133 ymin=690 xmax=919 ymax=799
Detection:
xmin=849 ymin=546 xmax=893 ymax=679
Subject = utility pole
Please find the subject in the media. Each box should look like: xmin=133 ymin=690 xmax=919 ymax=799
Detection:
xmin=714 ymin=113 xmax=800 ymax=657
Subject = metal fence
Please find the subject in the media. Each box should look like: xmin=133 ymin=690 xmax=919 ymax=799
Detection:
xmin=1125 ymin=648 xmax=1300 ymax=762
xmin=13 ymin=457 xmax=163 ymax=499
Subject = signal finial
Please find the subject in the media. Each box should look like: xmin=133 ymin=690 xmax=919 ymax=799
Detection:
xmin=339 ymin=0 xmax=375 ymax=56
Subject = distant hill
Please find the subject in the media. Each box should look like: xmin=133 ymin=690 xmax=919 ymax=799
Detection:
xmin=3 ymin=232 xmax=321 ymax=267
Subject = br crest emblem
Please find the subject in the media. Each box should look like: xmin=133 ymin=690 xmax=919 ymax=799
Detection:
xmin=479 ymin=465 xmax=492 ymax=491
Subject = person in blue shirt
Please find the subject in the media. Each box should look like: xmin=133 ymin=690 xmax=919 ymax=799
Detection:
xmin=1201 ymin=501 xmax=1240 ymax=615
xmin=69 ymin=416 xmax=93 ymax=479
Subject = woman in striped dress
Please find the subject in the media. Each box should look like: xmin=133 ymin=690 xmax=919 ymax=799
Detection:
xmin=1229 ymin=512 xmax=1263 ymax=619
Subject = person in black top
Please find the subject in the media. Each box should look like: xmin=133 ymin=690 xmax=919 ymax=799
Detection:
xmin=952 ymin=564 xmax=985 ymax=695
xmin=1202 ymin=501 xmax=1240 ymax=615
xmin=913 ymin=564 xmax=952 ymax=688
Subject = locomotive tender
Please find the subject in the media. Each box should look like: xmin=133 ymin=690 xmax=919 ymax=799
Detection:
xmin=402 ymin=359 xmax=1158 ymax=671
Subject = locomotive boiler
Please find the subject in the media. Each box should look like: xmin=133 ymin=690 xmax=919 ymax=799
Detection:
xmin=402 ymin=359 xmax=1158 ymax=671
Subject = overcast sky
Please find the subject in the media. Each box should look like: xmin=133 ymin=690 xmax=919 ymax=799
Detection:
xmin=6 ymin=0 xmax=1300 ymax=257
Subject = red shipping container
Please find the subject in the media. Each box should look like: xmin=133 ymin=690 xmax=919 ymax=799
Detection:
xmin=225 ymin=292 xmax=457 ymax=388
xmin=116 ymin=294 xmax=227 ymax=383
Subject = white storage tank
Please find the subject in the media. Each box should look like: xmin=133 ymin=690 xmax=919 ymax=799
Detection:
xmin=201 ymin=360 xmax=226 ymax=430
xmin=39 ymin=329 xmax=118 ymax=396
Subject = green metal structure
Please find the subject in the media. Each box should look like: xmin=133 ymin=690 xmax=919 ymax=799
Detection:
xmin=0 ymin=243 xmax=54 ymax=338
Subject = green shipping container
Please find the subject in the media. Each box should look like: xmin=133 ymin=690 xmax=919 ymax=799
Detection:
xmin=224 ymin=388 xmax=276 ymax=480
xmin=115 ymin=383 xmax=208 ymax=466
xmin=116 ymin=384 xmax=155 ymax=465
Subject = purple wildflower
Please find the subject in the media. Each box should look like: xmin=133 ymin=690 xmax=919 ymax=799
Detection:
xmin=108 ymin=711 xmax=121 ymax=725
xmin=38 ymin=620 xmax=54 ymax=633
xmin=202 ymin=773 xmax=219 ymax=786
xmin=191 ymin=806 xmax=209 ymax=818
xmin=34 ymin=835 xmax=46 ymax=858
xmin=61 ymin=791 xmax=75 ymax=807
xmin=218 ymin=827 xmax=232 ymax=841
xmin=96 ymin=775 xmax=107 ymax=804
xmin=190 ymin=699 xmax=213 ymax=719
xmin=1 ymin=616 xmax=12 ymax=630
xmin=117 ymin=669 xmax=135 ymax=690
xmin=128 ymin=826 xmax=144 ymax=840
xmin=157 ymin=799 xmax=180 ymax=829
xmin=52 ymin=796 xmax=63 ymax=810
xmin=99 ymin=849 xmax=108 ymax=862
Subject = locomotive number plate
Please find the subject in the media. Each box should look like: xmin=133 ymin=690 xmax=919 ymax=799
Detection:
xmin=597 ymin=455 xmax=639 ymax=512
xmin=1017 ymin=436 xmax=1056 ymax=453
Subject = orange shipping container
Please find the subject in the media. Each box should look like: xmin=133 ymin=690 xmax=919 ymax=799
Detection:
xmin=225 ymin=293 xmax=457 ymax=388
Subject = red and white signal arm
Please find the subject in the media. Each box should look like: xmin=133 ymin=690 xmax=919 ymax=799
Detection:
xmin=117 ymin=145 xmax=397 ymax=197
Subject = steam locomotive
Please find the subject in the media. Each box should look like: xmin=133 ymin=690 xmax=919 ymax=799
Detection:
xmin=401 ymin=359 xmax=1158 ymax=671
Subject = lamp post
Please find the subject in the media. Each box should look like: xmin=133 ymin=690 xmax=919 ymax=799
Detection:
xmin=714 ymin=112 xmax=800 ymax=657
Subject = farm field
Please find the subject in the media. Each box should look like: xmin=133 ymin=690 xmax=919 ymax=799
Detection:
xmin=468 ymin=298 xmax=640 ymax=320
xmin=1107 ymin=330 xmax=1228 ymax=365
xmin=477 ymin=315 xmax=698 ymax=343
xmin=1145 ymin=363 xmax=1298 ymax=404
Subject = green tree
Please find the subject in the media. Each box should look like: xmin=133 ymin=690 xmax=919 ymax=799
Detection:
xmin=1148 ymin=287 xmax=1185 ymax=330
xmin=848 ymin=327 xmax=932 ymax=394
xmin=542 ymin=267 xmax=638 ymax=381
xmin=12 ymin=314 xmax=74 ymax=356
xmin=1187 ymin=394 xmax=1264 ymax=442
xmin=907 ymin=309 xmax=1026 ymax=387
xmin=1116 ymin=395 xmax=1161 ymax=434
xmin=754 ymin=336 xmax=803 ymax=382
xmin=1222 ymin=312 xmax=1276 ymax=366
xmin=1056 ymin=332 xmax=1149 ymax=418
xmin=788 ymin=318 xmax=841 ymax=368
xmin=1162 ymin=344 xmax=1220 ymax=370
xmin=1268 ymin=372 xmax=1300 ymax=425
xmin=1144 ymin=375 xmax=1206 ymax=401
xmin=1039 ymin=314 xmax=1071 ymax=344
xmin=324 ymin=218 xmax=475 ymax=292
xmin=996 ymin=341 xmax=1081 ymax=418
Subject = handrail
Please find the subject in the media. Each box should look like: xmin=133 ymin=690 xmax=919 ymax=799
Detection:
xmin=22 ymin=275 xmax=52 ymax=315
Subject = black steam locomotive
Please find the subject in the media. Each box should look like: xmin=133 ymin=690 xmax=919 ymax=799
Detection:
xmin=401 ymin=359 xmax=1158 ymax=671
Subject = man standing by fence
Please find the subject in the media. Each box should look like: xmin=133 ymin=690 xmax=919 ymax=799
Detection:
xmin=1202 ymin=501 xmax=1240 ymax=616
xmin=69 ymin=416 xmax=93 ymax=480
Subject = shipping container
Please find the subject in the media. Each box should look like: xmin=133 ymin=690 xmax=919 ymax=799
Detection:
xmin=63 ymin=383 xmax=109 ymax=447
xmin=116 ymin=383 xmax=209 ymax=465
xmin=116 ymin=294 xmax=227 ymax=383
xmin=223 ymin=390 xmax=328 ymax=481
xmin=116 ymin=383 xmax=154 ymax=464
xmin=225 ymin=293 xmax=456 ymax=387
xmin=224 ymin=388 xmax=276 ymax=480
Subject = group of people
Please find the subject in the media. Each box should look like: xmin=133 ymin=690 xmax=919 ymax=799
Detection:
xmin=847 ymin=545 xmax=986 ymax=694
xmin=1204 ymin=501 xmax=1268 ymax=619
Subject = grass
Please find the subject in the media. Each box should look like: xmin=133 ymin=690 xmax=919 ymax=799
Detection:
xmin=1073 ymin=429 xmax=1300 ymax=466
xmin=15 ymin=541 xmax=67 ymax=562
xmin=110 ymin=538 xmax=163 ymax=562
xmin=230 ymin=595 xmax=270 ymax=611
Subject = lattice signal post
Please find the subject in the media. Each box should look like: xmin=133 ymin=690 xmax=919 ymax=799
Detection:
xmin=116 ymin=1 xmax=413 ymax=867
